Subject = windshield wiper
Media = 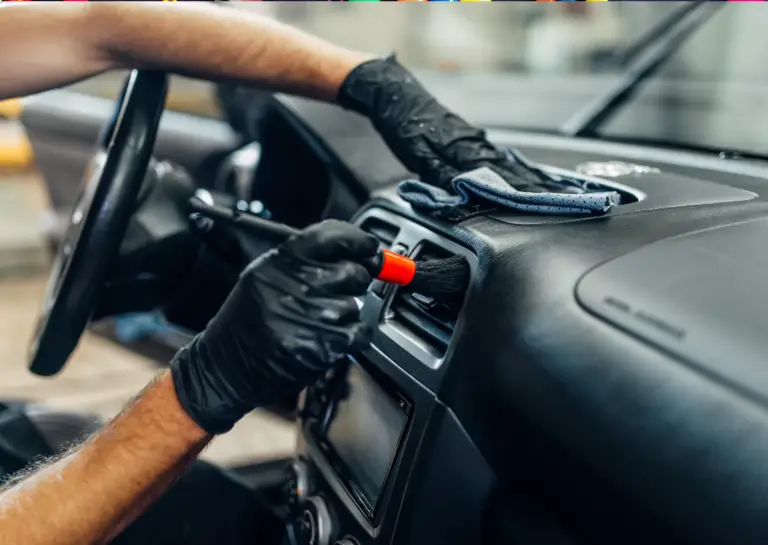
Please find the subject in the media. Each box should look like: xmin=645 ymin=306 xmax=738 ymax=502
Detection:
xmin=607 ymin=3 xmax=705 ymax=69
xmin=560 ymin=0 xmax=722 ymax=138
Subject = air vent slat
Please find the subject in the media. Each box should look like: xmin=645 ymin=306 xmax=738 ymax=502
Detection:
xmin=392 ymin=297 xmax=453 ymax=352
xmin=396 ymin=295 xmax=457 ymax=334
xmin=388 ymin=242 xmax=466 ymax=358
xmin=360 ymin=218 xmax=399 ymax=249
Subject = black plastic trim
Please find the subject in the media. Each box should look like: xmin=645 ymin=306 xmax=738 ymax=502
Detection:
xmin=352 ymin=207 xmax=477 ymax=375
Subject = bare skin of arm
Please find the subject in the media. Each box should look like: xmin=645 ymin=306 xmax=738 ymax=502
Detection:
xmin=0 ymin=2 xmax=372 ymax=102
xmin=0 ymin=371 xmax=210 ymax=545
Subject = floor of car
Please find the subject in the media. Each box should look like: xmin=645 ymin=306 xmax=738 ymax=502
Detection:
xmin=0 ymin=171 xmax=297 ymax=469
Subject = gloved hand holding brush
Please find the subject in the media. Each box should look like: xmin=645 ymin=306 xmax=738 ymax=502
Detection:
xmin=171 ymin=220 xmax=379 ymax=435
xmin=187 ymin=198 xmax=471 ymax=301
xmin=337 ymin=55 xmax=553 ymax=192
xmin=173 ymin=216 xmax=469 ymax=435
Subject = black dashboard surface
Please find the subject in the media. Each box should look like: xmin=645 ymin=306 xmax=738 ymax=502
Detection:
xmin=273 ymin=95 xmax=413 ymax=193
xmin=273 ymin=94 xmax=768 ymax=544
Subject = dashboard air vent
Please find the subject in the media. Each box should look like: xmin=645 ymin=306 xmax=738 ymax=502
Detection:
xmin=360 ymin=217 xmax=399 ymax=249
xmin=388 ymin=243 xmax=466 ymax=358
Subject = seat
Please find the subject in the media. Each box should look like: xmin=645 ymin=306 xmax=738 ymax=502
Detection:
xmin=22 ymin=404 xmax=102 ymax=452
xmin=0 ymin=401 xmax=102 ymax=476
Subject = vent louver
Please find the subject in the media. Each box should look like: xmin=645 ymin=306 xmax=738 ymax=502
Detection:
xmin=360 ymin=217 xmax=399 ymax=249
xmin=388 ymin=243 xmax=465 ymax=358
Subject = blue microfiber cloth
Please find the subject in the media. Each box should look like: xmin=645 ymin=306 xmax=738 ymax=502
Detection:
xmin=398 ymin=151 xmax=621 ymax=216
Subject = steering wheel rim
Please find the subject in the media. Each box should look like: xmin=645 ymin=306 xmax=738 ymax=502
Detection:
xmin=29 ymin=70 xmax=168 ymax=376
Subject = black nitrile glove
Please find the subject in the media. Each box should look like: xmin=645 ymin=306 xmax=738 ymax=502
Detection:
xmin=337 ymin=55 xmax=555 ymax=192
xmin=170 ymin=220 xmax=380 ymax=435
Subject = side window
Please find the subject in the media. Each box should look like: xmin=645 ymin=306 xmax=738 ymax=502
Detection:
xmin=65 ymin=72 xmax=223 ymax=120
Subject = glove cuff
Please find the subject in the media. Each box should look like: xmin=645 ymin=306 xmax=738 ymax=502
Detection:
xmin=170 ymin=339 xmax=240 ymax=436
xmin=336 ymin=55 xmax=415 ymax=116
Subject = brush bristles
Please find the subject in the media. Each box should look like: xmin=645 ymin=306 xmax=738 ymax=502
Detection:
xmin=404 ymin=255 xmax=470 ymax=301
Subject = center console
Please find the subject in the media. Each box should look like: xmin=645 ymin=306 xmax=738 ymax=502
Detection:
xmin=249 ymin=94 xmax=768 ymax=544
xmin=279 ymin=207 xmax=495 ymax=545
xmin=288 ymin=355 xmax=412 ymax=545
xmin=313 ymin=358 xmax=411 ymax=524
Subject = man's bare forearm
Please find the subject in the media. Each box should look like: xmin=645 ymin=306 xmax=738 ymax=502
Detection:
xmin=0 ymin=3 xmax=372 ymax=102
xmin=0 ymin=371 xmax=211 ymax=545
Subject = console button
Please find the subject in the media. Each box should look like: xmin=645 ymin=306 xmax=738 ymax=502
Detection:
xmin=302 ymin=379 xmax=330 ymax=421
xmin=391 ymin=243 xmax=409 ymax=255
xmin=283 ymin=459 xmax=312 ymax=512
xmin=297 ymin=496 xmax=334 ymax=545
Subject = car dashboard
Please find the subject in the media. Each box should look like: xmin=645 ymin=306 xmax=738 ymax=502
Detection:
xmin=238 ymin=93 xmax=768 ymax=545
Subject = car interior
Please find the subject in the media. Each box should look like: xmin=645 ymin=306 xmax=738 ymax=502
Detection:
xmin=13 ymin=6 xmax=768 ymax=541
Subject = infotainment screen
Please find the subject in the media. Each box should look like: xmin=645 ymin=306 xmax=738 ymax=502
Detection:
xmin=323 ymin=359 xmax=410 ymax=512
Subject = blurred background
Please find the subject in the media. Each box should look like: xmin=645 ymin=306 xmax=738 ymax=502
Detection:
xmin=0 ymin=2 xmax=766 ymax=465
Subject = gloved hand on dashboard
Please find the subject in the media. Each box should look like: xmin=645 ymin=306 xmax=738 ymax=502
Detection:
xmin=337 ymin=55 xmax=553 ymax=192
xmin=170 ymin=219 xmax=380 ymax=435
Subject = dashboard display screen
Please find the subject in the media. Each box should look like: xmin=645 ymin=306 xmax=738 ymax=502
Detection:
xmin=324 ymin=360 xmax=409 ymax=510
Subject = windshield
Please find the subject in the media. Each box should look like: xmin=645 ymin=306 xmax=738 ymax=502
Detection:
xmin=598 ymin=5 xmax=768 ymax=158
xmin=261 ymin=3 xmax=765 ymax=159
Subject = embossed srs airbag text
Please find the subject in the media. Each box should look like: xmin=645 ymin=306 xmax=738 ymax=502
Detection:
xmin=604 ymin=296 xmax=686 ymax=340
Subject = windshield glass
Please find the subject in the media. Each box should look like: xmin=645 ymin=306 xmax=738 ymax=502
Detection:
xmin=598 ymin=5 xmax=768 ymax=158
xmin=263 ymin=3 xmax=680 ymax=74
xmin=260 ymin=4 xmax=767 ymax=156
xmin=227 ymin=4 xmax=763 ymax=157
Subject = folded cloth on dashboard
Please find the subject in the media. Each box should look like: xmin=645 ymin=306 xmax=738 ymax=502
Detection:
xmin=398 ymin=150 xmax=621 ymax=216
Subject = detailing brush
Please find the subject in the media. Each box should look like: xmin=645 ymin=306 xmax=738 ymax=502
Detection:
xmin=188 ymin=203 xmax=470 ymax=301
xmin=400 ymin=254 xmax=469 ymax=301
xmin=360 ymin=248 xmax=469 ymax=302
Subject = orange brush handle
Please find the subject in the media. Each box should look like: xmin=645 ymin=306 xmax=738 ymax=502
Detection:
xmin=376 ymin=249 xmax=416 ymax=286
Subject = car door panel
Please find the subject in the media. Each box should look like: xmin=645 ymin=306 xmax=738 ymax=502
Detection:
xmin=21 ymin=90 xmax=240 ymax=213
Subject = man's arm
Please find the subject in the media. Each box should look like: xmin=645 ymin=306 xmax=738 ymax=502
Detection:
xmin=0 ymin=221 xmax=378 ymax=545
xmin=0 ymin=2 xmax=371 ymax=102
xmin=0 ymin=371 xmax=210 ymax=545
xmin=0 ymin=3 xmax=534 ymax=191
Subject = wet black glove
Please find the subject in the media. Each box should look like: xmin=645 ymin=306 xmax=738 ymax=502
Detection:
xmin=170 ymin=220 xmax=380 ymax=435
xmin=337 ymin=55 xmax=552 ymax=191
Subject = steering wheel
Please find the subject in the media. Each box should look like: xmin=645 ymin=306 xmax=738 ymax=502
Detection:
xmin=28 ymin=71 xmax=168 ymax=377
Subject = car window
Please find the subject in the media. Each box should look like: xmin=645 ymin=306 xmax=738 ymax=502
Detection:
xmin=599 ymin=6 xmax=768 ymax=158
xmin=255 ymin=2 xmax=766 ymax=158
xmin=63 ymin=3 xmax=697 ymax=140
xmin=256 ymin=2 xmax=679 ymax=76
xmin=66 ymin=72 xmax=222 ymax=120
xmin=230 ymin=2 xmax=681 ymax=135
